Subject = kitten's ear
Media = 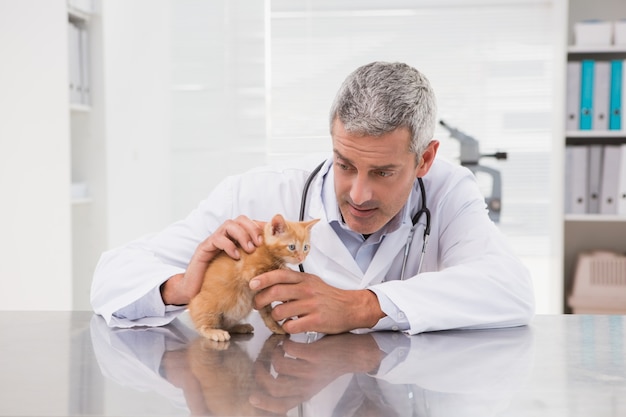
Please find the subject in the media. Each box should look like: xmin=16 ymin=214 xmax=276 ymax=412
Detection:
xmin=305 ymin=218 xmax=320 ymax=231
xmin=270 ymin=214 xmax=287 ymax=236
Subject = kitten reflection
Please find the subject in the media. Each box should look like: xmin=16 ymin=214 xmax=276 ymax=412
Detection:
xmin=184 ymin=335 xmax=286 ymax=416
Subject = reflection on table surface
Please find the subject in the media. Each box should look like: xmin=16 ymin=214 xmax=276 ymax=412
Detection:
xmin=1 ymin=312 xmax=626 ymax=416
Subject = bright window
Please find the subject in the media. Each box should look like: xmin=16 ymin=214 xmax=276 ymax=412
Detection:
xmin=170 ymin=0 xmax=561 ymax=312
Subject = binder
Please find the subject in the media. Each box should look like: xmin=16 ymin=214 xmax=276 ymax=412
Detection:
xmin=566 ymin=61 xmax=581 ymax=131
xmin=79 ymin=25 xmax=90 ymax=105
xmin=565 ymin=145 xmax=588 ymax=214
xmin=609 ymin=60 xmax=623 ymax=130
xmin=592 ymin=61 xmax=610 ymax=131
xmin=618 ymin=144 xmax=626 ymax=216
xmin=579 ymin=60 xmax=594 ymax=130
xmin=623 ymin=60 xmax=626 ymax=132
xmin=68 ymin=21 xmax=82 ymax=104
xmin=599 ymin=145 xmax=621 ymax=214
xmin=587 ymin=144 xmax=603 ymax=214
xmin=565 ymin=147 xmax=574 ymax=213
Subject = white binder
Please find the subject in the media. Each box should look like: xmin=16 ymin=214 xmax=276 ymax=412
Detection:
xmin=566 ymin=145 xmax=589 ymax=214
xmin=566 ymin=61 xmax=581 ymax=131
xmin=599 ymin=145 xmax=621 ymax=214
xmin=68 ymin=21 xmax=82 ymax=104
xmin=79 ymin=25 xmax=90 ymax=105
xmin=587 ymin=144 xmax=603 ymax=214
xmin=592 ymin=61 xmax=610 ymax=130
xmin=618 ymin=144 xmax=626 ymax=215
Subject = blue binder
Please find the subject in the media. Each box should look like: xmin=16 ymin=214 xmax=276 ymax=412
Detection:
xmin=609 ymin=60 xmax=623 ymax=130
xmin=580 ymin=60 xmax=594 ymax=130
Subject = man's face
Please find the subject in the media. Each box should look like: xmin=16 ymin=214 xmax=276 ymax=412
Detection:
xmin=331 ymin=119 xmax=422 ymax=235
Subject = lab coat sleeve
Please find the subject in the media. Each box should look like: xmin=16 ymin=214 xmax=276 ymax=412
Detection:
xmin=91 ymin=176 xmax=238 ymax=328
xmin=369 ymin=166 xmax=535 ymax=335
xmin=90 ymin=161 xmax=311 ymax=328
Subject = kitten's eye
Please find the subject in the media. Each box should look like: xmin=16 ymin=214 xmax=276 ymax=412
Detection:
xmin=288 ymin=244 xmax=296 ymax=251
xmin=303 ymin=244 xmax=310 ymax=252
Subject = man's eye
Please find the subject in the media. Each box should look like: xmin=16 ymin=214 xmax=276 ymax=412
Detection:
xmin=377 ymin=171 xmax=393 ymax=178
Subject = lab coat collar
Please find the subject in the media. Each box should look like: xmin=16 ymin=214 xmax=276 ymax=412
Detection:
xmin=305 ymin=159 xmax=364 ymax=284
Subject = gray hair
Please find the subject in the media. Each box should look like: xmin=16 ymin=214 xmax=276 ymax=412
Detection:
xmin=329 ymin=61 xmax=437 ymax=156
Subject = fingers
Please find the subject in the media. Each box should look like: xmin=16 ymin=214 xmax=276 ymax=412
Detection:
xmin=252 ymin=271 xmax=382 ymax=334
xmin=250 ymin=270 xmax=308 ymax=322
xmin=250 ymin=270 xmax=321 ymax=334
xmin=249 ymin=345 xmax=319 ymax=414
xmin=196 ymin=215 xmax=264 ymax=262
xmin=218 ymin=215 xmax=264 ymax=258
xmin=250 ymin=358 xmax=306 ymax=413
xmin=250 ymin=268 xmax=303 ymax=292
xmin=281 ymin=313 xmax=317 ymax=335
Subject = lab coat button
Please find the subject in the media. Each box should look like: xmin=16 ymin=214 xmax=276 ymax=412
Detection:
xmin=392 ymin=325 xmax=399 ymax=331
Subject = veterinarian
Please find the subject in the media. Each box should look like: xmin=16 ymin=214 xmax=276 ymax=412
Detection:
xmin=91 ymin=61 xmax=534 ymax=334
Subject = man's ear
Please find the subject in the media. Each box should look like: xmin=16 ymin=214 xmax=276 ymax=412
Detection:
xmin=416 ymin=140 xmax=440 ymax=177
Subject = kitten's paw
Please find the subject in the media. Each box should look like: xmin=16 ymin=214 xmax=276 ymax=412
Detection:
xmin=200 ymin=327 xmax=231 ymax=342
xmin=229 ymin=323 xmax=254 ymax=334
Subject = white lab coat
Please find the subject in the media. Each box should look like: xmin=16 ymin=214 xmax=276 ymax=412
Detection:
xmin=91 ymin=156 xmax=534 ymax=334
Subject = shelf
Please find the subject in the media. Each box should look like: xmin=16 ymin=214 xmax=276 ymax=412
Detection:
xmin=566 ymin=130 xmax=626 ymax=138
xmin=568 ymin=45 xmax=626 ymax=54
xmin=562 ymin=0 xmax=626 ymax=314
xmin=565 ymin=214 xmax=626 ymax=222
xmin=566 ymin=130 xmax=626 ymax=145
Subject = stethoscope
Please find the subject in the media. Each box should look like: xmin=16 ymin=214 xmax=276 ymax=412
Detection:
xmin=298 ymin=161 xmax=431 ymax=279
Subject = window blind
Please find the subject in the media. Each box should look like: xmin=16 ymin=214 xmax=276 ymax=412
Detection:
xmin=267 ymin=0 xmax=557 ymax=255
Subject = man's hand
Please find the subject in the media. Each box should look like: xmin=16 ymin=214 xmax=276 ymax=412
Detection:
xmin=250 ymin=333 xmax=384 ymax=414
xmin=250 ymin=269 xmax=386 ymax=334
xmin=161 ymin=215 xmax=265 ymax=306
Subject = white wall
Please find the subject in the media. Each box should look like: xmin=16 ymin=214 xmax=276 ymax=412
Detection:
xmin=0 ymin=0 xmax=173 ymax=311
xmin=101 ymin=0 xmax=172 ymax=248
xmin=0 ymin=0 xmax=72 ymax=310
xmin=170 ymin=0 xmax=268 ymax=220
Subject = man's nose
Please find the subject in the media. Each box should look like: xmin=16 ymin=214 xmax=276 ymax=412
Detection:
xmin=350 ymin=173 xmax=373 ymax=205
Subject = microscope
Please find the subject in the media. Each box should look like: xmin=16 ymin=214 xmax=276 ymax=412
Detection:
xmin=439 ymin=120 xmax=507 ymax=223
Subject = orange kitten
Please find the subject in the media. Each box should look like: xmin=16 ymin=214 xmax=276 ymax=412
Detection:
xmin=186 ymin=335 xmax=286 ymax=415
xmin=188 ymin=214 xmax=320 ymax=341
